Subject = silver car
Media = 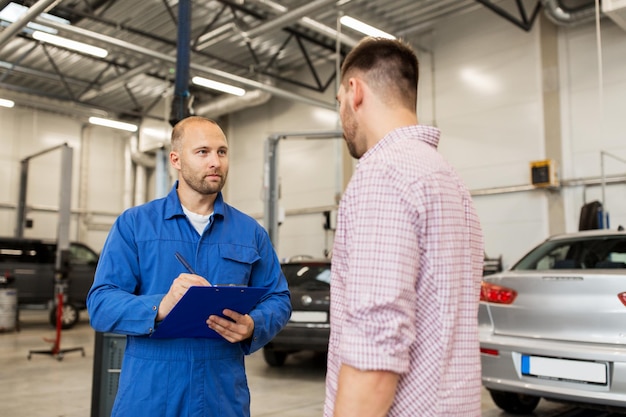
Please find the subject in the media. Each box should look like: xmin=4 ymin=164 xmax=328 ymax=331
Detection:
xmin=479 ymin=230 xmax=626 ymax=414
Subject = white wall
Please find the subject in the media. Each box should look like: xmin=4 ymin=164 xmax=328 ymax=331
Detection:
xmin=226 ymin=6 xmax=626 ymax=267
xmin=558 ymin=19 xmax=626 ymax=234
xmin=226 ymin=87 xmax=340 ymax=261
xmin=1 ymin=5 xmax=625 ymax=268
xmin=430 ymin=8 xmax=548 ymax=265
xmin=0 ymin=108 xmax=131 ymax=252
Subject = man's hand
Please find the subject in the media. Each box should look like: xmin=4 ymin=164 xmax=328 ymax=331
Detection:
xmin=157 ymin=273 xmax=210 ymax=321
xmin=207 ymin=309 xmax=255 ymax=343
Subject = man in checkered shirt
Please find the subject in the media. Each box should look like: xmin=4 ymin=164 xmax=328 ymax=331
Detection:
xmin=325 ymin=36 xmax=484 ymax=417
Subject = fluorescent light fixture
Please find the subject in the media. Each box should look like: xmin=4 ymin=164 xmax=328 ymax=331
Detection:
xmin=192 ymin=76 xmax=246 ymax=97
xmin=89 ymin=116 xmax=138 ymax=132
xmin=340 ymin=15 xmax=395 ymax=39
xmin=32 ymin=31 xmax=108 ymax=58
xmin=0 ymin=2 xmax=69 ymax=34
xmin=0 ymin=98 xmax=15 ymax=108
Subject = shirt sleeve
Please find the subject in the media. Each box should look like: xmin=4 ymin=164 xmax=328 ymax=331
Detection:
xmin=87 ymin=212 xmax=163 ymax=336
xmin=339 ymin=163 xmax=422 ymax=374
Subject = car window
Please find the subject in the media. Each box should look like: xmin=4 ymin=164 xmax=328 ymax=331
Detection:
xmin=513 ymin=236 xmax=626 ymax=270
xmin=282 ymin=263 xmax=330 ymax=291
xmin=69 ymin=243 xmax=99 ymax=265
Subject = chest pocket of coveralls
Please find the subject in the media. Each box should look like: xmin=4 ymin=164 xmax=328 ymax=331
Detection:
xmin=217 ymin=244 xmax=260 ymax=286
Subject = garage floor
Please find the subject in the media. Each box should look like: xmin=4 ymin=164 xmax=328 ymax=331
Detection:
xmin=0 ymin=310 xmax=618 ymax=417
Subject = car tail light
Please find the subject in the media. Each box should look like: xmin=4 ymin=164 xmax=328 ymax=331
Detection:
xmin=618 ymin=292 xmax=626 ymax=306
xmin=480 ymin=281 xmax=517 ymax=304
xmin=480 ymin=348 xmax=499 ymax=356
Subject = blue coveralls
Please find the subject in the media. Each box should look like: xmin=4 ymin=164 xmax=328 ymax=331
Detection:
xmin=87 ymin=182 xmax=292 ymax=417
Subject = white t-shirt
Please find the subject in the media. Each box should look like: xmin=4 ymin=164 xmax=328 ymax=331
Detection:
xmin=182 ymin=205 xmax=213 ymax=235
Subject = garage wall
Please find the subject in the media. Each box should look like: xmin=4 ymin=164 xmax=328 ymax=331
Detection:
xmin=0 ymin=5 xmax=624 ymax=269
xmin=226 ymin=6 xmax=626 ymax=267
xmin=228 ymin=5 xmax=549 ymax=264
xmin=558 ymin=20 xmax=626 ymax=235
xmin=0 ymin=108 xmax=130 ymax=252
xmin=225 ymin=87 xmax=340 ymax=261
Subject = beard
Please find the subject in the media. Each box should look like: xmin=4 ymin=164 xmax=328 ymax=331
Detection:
xmin=344 ymin=133 xmax=360 ymax=159
xmin=180 ymin=166 xmax=227 ymax=195
xmin=341 ymin=107 xmax=363 ymax=159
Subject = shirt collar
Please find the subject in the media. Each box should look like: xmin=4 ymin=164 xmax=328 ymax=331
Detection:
xmin=164 ymin=180 xmax=225 ymax=220
xmin=360 ymin=125 xmax=441 ymax=163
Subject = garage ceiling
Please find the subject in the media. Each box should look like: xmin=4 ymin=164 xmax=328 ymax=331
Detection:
xmin=0 ymin=0 xmax=596 ymax=123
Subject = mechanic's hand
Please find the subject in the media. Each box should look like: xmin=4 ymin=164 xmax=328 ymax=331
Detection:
xmin=157 ymin=273 xmax=210 ymax=320
xmin=207 ymin=309 xmax=255 ymax=343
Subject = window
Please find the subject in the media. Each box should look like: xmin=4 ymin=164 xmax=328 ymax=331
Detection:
xmin=512 ymin=236 xmax=626 ymax=270
xmin=69 ymin=243 xmax=99 ymax=265
xmin=282 ymin=263 xmax=330 ymax=291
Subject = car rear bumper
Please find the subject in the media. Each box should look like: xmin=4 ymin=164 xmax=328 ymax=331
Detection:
xmin=480 ymin=331 xmax=626 ymax=408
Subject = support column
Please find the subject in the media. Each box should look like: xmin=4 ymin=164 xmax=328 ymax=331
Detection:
xmin=539 ymin=14 xmax=566 ymax=235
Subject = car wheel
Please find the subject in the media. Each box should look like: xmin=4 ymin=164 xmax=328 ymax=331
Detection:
xmin=263 ymin=348 xmax=287 ymax=367
xmin=488 ymin=390 xmax=540 ymax=414
xmin=49 ymin=303 xmax=80 ymax=329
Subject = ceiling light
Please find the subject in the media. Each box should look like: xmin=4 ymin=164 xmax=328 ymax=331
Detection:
xmin=339 ymin=16 xmax=395 ymax=39
xmin=0 ymin=98 xmax=15 ymax=108
xmin=192 ymin=76 xmax=246 ymax=97
xmin=0 ymin=2 xmax=69 ymax=34
xmin=89 ymin=117 xmax=138 ymax=132
xmin=32 ymin=31 xmax=108 ymax=58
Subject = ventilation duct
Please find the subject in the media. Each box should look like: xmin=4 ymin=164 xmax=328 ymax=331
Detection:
xmin=542 ymin=0 xmax=597 ymax=26
xmin=194 ymin=89 xmax=272 ymax=119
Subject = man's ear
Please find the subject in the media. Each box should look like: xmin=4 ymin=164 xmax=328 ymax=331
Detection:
xmin=170 ymin=151 xmax=180 ymax=169
xmin=349 ymin=77 xmax=364 ymax=110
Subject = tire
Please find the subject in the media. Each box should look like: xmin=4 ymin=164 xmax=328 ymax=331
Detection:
xmin=489 ymin=390 xmax=540 ymax=414
xmin=263 ymin=348 xmax=287 ymax=367
xmin=49 ymin=303 xmax=80 ymax=329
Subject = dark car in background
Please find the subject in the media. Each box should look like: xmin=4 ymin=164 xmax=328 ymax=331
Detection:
xmin=263 ymin=253 xmax=509 ymax=368
xmin=263 ymin=257 xmax=331 ymax=367
xmin=0 ymin=237 xmax=99 ymax=329
xmin=480 ymin=230 xmax=626 ymax=414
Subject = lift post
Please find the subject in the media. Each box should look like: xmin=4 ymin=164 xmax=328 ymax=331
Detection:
xmin=24 ymin=143 xmax=85 ymax=361
xmin=263 ymin=130 xmax=343 ymax=248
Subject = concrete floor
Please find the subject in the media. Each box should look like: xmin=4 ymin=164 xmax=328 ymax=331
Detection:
xmin=0 ymin=310 xmax=599 ymax=417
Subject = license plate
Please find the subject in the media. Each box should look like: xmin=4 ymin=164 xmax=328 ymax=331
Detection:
xmin=521 ymin=355 xmax=607 ymax=385
xmin=290 ymin=311 xmax=327 ymax=323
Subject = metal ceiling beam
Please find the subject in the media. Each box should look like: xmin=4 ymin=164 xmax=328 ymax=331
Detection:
xmin=241 ymin=0 xmax=337 ymax=40
xmin=80 ymin=62 xmax=153 ymax=101
xmin=474 ymin=0 xmax=542 ymax=31
xmin=0 ymin=0 xmax=62 ymax=49
xmin=34 ymin=16 xmax=336 ymax=111
xmin=245 ymin=0 xmax=359 ymax=47
xmin=52 ymin=0 xmax=347 ymax=93
xmin=0 ymin=59 xmax=89 ymax=87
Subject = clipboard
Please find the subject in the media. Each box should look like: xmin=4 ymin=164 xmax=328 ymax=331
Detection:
xmin=150 ymin=286 xmax=268 ymax=339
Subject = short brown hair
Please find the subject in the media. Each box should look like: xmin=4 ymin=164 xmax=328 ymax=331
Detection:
xmin=341 ymin=37 xmax=418 ymax=111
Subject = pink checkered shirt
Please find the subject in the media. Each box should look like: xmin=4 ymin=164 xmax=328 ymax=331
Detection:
xmin=324 ymin=125 xmax=484 ymax=417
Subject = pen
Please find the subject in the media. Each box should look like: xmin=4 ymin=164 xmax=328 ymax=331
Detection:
xmin=175 ymin=252 xmax=212 ymax=286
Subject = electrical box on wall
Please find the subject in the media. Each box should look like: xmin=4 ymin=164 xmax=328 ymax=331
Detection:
xmin=603 ymin=0 xmax=626 ymax=31
xmin=530 ymin=159 xmax=559 ymax=188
